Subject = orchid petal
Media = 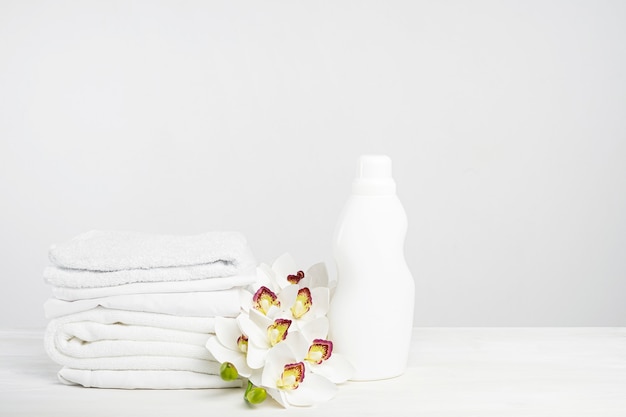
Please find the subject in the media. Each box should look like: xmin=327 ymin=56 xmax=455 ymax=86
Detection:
xmin=266 ymin=304 xmax=283 ymax=319
xmin=205 ymin=336 xmax=253 ymax=377
xmin=261 ymin=342 xmax=297 ymax=387
xmin=309 ymin=287 xmax=329 ymax=317
xmin=266 ymin=341 xmax=297 ymax=366
xmin=305 ymin=262 xmax=329 ymax=288
xmin=239 ymin=289 xmax=253 ymax=313
xmin=249 ymin=307 xmax=275 ymax=330
xmin=299 ymin=316 xmax=329 ymax=342
xmin=256 ymin=263 xmax=275 ymax=289
xmin=214 ymin=316 xmax=242 ymax=351
xmin=328 ymin=278 xmax=337 ymax=300
xmin=277 ymin=284 xmax=299 ymax=308
xmin=260 ymin=353 xmax=283 ymax=387
xmin=271 ymin=253 xmax=298 ymax=289
xmin=247 ymin=368 xmax=264 ymax=387
xmin=237 ymin=311 xmax=270 ymax=347
xmin=246 ymin=339 xmax=270 ymax=369
xmin=310 ymin=353 xmax=355 ymax=383
xmin=285 ymin=373 xmax=337 ymax=406
xmin=283 ymin=330 xmax=310 ymax=359
xmin=265 ymin=387 xmax=289 ymax=408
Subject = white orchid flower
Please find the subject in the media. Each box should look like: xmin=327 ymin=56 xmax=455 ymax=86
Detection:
xmin=260 ymin=340 xmax=337 ymax=407
xmin=259 ymin=253 xmax=335 ymax=293
xmin=206 ymin=253 xmax=350 ymax=408
xmin=277 ymin=284 xmax=330 ymax=325
xmin=240 ymin=284 xmax=283 ymax=319
xmin=289 ymin=318 xmax=354 ymax=384
xmin=237 ymin=308 xmax=295 ymax=369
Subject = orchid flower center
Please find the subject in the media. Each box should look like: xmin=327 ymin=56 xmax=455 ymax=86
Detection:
xmin=252 ymin=286 xmax=280 ymax=316
xmin=237 ymin=334 xmax=248 ymax=354
xmin=305 ymin=339 xmax=333 ymax=364
xmin=267 ymin=318 xmax=291 ymax=346
xmin=276 ymin=362 xmax=305 ymax=391
xmin=290 ymin=287 xmax=312 ymax=319
xmin=287 ymin=270 xmax=305 ymax=284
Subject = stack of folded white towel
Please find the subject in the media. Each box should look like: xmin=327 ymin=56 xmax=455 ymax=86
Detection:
xmin=43 ymin=230 xmax=257 ymax=389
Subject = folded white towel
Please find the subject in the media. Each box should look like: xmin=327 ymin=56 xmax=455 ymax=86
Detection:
xmin=44 ymin=290 xmax=243 ymax=319
xmin=45 ymin=309 xmax=222 ymax=374
xmin=50 ymin=269 xmax=257 ymax=301
xmin=48 ymin=230 xmax=255 ymax=274
xmin=58 ymin=369 xmax=241 ymax=389
xmin=43 ymin=230 xmax=255 ymax=389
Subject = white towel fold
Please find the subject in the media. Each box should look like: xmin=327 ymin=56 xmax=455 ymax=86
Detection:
xmin=42 ymin=306 xmax=218 ymax=333
xmin=58 ymin=369 xmax=242 ymax=389
xmin=44 ymin=290 xmax=244 ymax=319
xmin=56 ymin=321 xmax=211 ymax=348
xmin=44 ymin=263 xmax=258 ymax=290
xmin=50 ymin=270 xmax=257 ymax=301
xmin=48 ymin=230 xmax=255 ymax=279
xmin=47 ymin=348 xmax=219 ymax=374
xmin=45 ymin=309 xmax=222 ymax=374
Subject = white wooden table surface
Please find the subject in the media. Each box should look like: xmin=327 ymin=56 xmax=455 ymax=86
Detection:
xmin=1 ymin=328 xmax=625 ymax=416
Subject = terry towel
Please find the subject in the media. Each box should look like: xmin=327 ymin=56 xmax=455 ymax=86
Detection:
xmin=47 ymin=230 xmax=256 ymax=286
xmin=44 ymin=289 xmax=244 ymax=319
xmin=49 ymin=269 xmax=257 ymax=301
xmin=44 ymin=263 xmax=258 ymax=290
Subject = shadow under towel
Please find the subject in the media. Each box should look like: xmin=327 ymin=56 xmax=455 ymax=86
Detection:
xmin=57 ymin=369 xmax=242 ymax=389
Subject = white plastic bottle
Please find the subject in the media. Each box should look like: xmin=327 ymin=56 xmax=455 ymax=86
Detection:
xmin=328 ymin=155 xmax=415 ymax=381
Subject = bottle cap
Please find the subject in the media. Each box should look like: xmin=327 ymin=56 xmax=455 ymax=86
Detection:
xmin=352 ymin=155 xmax=397 ymax=195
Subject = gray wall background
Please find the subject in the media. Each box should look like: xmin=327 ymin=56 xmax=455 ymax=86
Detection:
xmin=1 ymin=0 xmax=625 ymax=329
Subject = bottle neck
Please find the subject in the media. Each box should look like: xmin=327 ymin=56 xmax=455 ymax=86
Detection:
xmin=351 ymin=178 xmax=396 ymax=195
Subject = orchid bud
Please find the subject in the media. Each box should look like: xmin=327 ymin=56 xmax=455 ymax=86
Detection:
xmin=219 ymin=362 xmax=238 ymax=381
xmin=245 ymin=386 xmax=267 ymax=405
